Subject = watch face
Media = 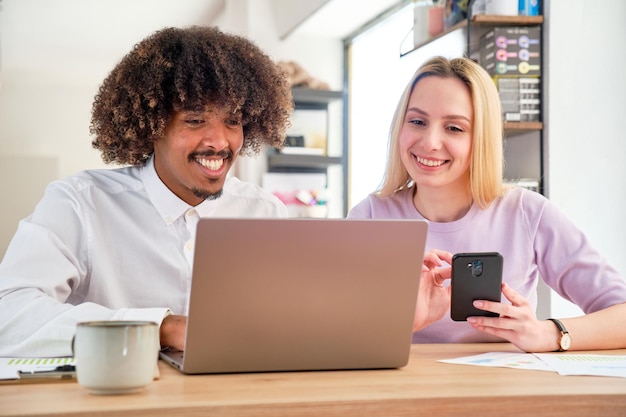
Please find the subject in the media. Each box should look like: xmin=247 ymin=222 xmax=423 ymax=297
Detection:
xmin=561 ymin=333 xmax=572 ymax=351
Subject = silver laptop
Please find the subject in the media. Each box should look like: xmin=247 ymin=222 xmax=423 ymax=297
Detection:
xmin=160 ymin=217 xmax=428 ymax=374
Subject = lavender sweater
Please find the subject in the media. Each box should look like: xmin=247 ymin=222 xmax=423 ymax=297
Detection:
xmin=348 ymin=187 xmax=626 ymax=343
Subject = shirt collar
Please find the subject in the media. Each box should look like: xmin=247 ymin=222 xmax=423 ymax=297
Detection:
xmin=140 ymin=156 xmax=224 ymax=225
xmin=140 ymin=156 xmax=192 ymax=225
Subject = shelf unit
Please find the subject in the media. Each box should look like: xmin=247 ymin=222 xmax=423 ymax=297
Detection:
xmin=268 ymin=153 xmax=342 ymax=170
xmin=402 ymin=14 xmax=544 ymax=132
xmin=267 ymin=87 xmax=344 ymax=172
xmin=406 ymin=15 xmax=543 ymax=54
xmin=291 ymin=87 xmax=343 ymax=104
xmin=401 ymin=5 xmax=546 ymax=194
xmin=265 ymin=87 xmax=345 ymax=217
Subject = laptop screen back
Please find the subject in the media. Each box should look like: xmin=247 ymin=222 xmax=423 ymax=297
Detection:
xmin=178 ymin=218 xmax=428 ymax=374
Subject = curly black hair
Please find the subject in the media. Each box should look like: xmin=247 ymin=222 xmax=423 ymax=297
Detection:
xmin=90 ymin=26 xmax=293 ymax=166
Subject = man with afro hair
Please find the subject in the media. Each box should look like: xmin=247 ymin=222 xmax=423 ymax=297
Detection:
xmin=0 ymin=26 xmax=294 ymax=356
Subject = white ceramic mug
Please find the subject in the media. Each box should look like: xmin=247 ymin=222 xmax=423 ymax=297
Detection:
xmin=73 ymin=320 xmax=159 ymax=395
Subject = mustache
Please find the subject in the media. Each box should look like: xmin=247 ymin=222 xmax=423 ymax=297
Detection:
xmin=189 ymin=149 xmax=233 ymax=160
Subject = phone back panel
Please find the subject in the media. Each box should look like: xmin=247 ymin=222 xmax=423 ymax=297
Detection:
xmin=451 ymin=252 xmax=503 ymax=321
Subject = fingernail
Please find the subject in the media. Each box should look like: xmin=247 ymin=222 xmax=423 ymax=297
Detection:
xmin=473 ymin=300 xmax=483 ymax=308
xmin=467 ymin=317 xmax=476 ymax=323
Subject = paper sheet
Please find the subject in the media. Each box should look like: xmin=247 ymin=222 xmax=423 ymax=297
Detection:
xmin=439 ymin=351 xmax=626 ymax=378
xmin=439 ymin=351 xmax=552 ymax=372
xmin=535 ymin=353 xmax=626 ymax=378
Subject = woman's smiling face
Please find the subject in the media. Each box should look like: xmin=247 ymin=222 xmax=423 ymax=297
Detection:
xmin=398 ymin=75 xmax=474 ymax=191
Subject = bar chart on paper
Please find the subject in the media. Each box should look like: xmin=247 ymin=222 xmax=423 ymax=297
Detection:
xmin=535 ymin=353 xmax=626 ymax=378
xmin=440 ymin=351 xmax=626 ymax=378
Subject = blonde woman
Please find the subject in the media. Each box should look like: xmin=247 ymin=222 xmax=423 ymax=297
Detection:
xmin=349 ymin=56 xmax=626 ymax=352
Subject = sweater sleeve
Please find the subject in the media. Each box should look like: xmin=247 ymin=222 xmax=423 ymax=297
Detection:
xmin=527 ymin=193 xmax=626 ymax=313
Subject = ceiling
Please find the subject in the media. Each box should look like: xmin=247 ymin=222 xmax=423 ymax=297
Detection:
xmin=290 ymin=0 xmax=402 ymax=39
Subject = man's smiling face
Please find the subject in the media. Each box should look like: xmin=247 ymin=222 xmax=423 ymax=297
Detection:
xmin=153 ymin=106 xmax=244 ymax=206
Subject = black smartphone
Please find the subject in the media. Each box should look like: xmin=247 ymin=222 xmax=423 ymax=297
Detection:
xmin=450 ymin=252 xmax=503 ymax=321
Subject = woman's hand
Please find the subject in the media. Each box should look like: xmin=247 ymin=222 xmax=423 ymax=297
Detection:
xmin=414 ymin=249 xmax=453 ymax=332
xmin=467 ymin=283 xmax=558 ymax=352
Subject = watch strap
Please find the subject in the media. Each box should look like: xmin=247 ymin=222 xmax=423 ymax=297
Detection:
xmin=547 ymin=318 xmax=567 ymax=333
xmin=548 ymin=318 xmax=570 ymax=351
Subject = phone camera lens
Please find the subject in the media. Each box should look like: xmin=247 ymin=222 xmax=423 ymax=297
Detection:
xmin=469 ymin=260 xmax=483 ymax=277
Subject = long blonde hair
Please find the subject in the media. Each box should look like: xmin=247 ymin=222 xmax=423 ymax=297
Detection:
xmin=377 ymin=56 xmax=505 ymax=209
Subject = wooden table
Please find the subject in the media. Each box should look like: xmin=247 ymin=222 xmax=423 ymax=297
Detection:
xmin=2 ymin=343 xmax=626 ymax=417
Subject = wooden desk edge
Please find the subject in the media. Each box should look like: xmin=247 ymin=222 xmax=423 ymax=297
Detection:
xmin=2 ymin=344 xmax=626 ymax=417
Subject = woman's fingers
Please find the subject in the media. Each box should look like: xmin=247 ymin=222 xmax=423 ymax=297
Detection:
xmin=423 ymin=249 xmax=453 ymax=268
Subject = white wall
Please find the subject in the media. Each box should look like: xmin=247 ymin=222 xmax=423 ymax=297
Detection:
xmin=0 ymin=156 xmax=59 ymax=256
xmin=546 ymin=0 xmax=626 ymax=316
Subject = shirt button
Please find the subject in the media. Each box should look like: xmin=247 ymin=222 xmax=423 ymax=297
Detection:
xmin=187 ymin=209 xmax=197 ymax=217
xmin=185 ymin=241 xmax=194 ymax=251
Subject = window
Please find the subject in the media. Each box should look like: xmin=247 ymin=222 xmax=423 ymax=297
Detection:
xmin=346 ymin=4 xmax=465 ymax=209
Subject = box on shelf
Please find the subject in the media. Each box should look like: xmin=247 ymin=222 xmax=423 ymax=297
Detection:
xmin=285 ymin=109 xmax=328 ymax=155
xmin=480 ymin=26 xmax=541 ymax=76
xmin=261 ymin=172 xmax=329 ymax=218
xmin=493 ymin=76 xmax=541 ymax=122
xmin=281 ymin=135 xmax=324 ymax=155
xmin=519 ymin=0 xmax=540 ymax=16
